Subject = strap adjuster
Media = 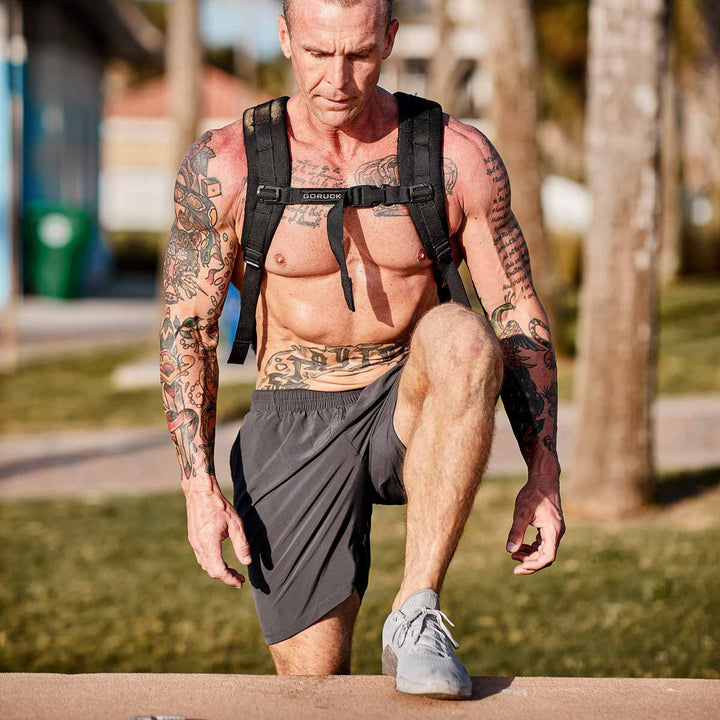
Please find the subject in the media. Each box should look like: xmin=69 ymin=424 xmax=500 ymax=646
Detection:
xmin=244 ymin=247 xmax=263 ymax=268
xmin=434 ymin=237 xmax=453 ymax=262
xmin=257 ymin=185 xmax=282 ymax=203
xmin=408 ymin=183 xmax=433 ymax=202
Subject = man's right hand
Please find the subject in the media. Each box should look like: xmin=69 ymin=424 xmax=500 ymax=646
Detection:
xmin=185 ymin=487 xmax=252 ymax=589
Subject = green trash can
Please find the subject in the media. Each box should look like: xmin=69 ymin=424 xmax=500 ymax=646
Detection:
xmin=24 ymin=202 xmax=92 ymax=299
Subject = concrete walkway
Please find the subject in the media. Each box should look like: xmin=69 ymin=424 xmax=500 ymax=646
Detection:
xmin=0 ymin=393 xmax=718 ymax=500
xmin=1 ymin=674 xmax=718 ymax=720
xmin=0 ymin=297 xmax=162 ymax=369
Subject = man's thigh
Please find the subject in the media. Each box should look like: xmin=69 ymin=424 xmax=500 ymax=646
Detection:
xmin=268 ymin=589 xmax=362 ymax=675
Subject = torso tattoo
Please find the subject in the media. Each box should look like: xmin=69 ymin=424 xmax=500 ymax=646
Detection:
xmin=258 ymin=342 xmax=409 ymax=390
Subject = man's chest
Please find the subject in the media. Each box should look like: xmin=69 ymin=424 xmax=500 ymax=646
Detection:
xmin=247 ymin=146 xmax=463 ymax=279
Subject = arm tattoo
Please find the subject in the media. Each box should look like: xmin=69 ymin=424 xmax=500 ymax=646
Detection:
xmin=160 ymin=130 xmax=238 ymax=483
xmin=483 ymin=144 xmax=536 ymax=303
xmin=482 ymin=138 xmax=558 ymax=471
xmin=258 ymin=342 xmax=409 ymax=389
xmin=491 ymin=291 xmax=558 ymax=467
xmin=160 ymin=310 xmax=219 ymax=479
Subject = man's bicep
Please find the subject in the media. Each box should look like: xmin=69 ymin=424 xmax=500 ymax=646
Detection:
xmin=162 ymin=130 xmax=243 ymax=322
xmin=456 ymin=132 xmax=538 ymax=315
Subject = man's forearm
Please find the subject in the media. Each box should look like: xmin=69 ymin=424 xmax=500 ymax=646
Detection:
xmin=490 ymin=294 xmax=561 ymax=483
xmin=160 ymin=305 xmax=221 ymax=494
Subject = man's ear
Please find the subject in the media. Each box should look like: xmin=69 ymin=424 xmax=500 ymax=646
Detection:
xmin=278 ymin=14 xmax=292 ymax=59
xmin=381 ymin=18 xmax=400 ymax=60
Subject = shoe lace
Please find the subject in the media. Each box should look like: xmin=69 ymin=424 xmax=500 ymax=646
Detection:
xmin=392 ymin=607 xmax=460 ymax=657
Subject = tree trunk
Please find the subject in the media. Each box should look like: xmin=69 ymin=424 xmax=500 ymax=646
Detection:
xmin=166 ymin=0 xmax=201 ymax=168
xmin=660 ymin=32 xmax=681 ymax=284
xmin=426 ymin=0 xmax=460 ymax=114
xmin=568 ymin=0 xmax=668 ymax=520
xmin=485 ymin=0 xmax=559 ymax=352
xmin=159 ymin=0 xmax=201 ymax=296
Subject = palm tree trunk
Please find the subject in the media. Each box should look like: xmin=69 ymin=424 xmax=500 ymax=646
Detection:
xmin=486 ymin=0 xmax=559 ymax=352
xmin=568 ymin=0 xmax=669 ymax=520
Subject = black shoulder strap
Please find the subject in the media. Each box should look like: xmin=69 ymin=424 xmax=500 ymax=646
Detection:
xmin=395 ymin=92 xmax=470 ymax=308
xmin=227 ymin=96 xmax=290 ymax=365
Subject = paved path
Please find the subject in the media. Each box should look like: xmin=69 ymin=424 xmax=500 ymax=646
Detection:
xmin=0 ymin=298 xmax=161 ymax=369
xmin=1 ymin=394 xmax=718 ymax=500
xmin=1 ymin=674 xmax=718 ymax=720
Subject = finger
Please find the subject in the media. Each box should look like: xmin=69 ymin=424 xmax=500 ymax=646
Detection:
xmin=207 ymin=563 xmax=245 ymax=588
xmin=201 ymin=542 xmax=245 ymax=588
xmin=229 ymin=516 xmax=253 ymax=565
xmin=514 ymin=533 xmax=558 ymax=574
xmin=506 ymin=508 xmax=532 ymax=553
xmin=510 ymin=544 xmax=535 ymax=561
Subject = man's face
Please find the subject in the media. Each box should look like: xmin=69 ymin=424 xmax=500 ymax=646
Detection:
xmin=278 ymin=0 xmax=399 ymax=128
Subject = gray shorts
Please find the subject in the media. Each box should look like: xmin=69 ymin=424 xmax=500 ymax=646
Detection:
xmin=230 ymin=357 xmax=408 ymax=645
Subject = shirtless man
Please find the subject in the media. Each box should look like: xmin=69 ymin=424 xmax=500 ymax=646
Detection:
xmin=160 ymin=0 xmax=565 ymax=699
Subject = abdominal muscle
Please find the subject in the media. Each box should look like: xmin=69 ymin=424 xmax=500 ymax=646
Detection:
xmin=253 ymin=260 xmax=438 ymax=391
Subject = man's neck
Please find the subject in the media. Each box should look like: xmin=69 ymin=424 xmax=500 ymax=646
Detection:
xmin=287 ymin=88 xmax=398 ymax=159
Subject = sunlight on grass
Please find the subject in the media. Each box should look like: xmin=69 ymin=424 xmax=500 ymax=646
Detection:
xmin=1 ymin=474 xmax=718 ymax=677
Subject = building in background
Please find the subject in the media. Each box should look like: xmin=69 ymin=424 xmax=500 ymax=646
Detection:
xmin=4 ymin=0 xmax=162 ymax=299
xmin=101 ymin=64 xmax=268 ymax=235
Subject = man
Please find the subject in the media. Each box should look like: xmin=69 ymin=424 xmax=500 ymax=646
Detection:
xmin=160 ymin=0 xmax=565 ymax=699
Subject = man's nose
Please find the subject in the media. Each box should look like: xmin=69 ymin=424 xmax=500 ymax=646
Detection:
xmin=327 ymin=55 xmax=350 ymax=91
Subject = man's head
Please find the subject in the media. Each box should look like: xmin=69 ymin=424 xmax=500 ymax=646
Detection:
xmin=282 ymin=0 xmax=394 ymax=33
xmin=278 ymin=0 xmax=399 ymax=129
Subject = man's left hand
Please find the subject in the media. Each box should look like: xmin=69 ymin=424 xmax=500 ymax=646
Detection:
xmin=505 ymin=478 xmax=566 ymax=575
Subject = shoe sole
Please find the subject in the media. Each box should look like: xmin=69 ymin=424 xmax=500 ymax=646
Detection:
xmin=381 ymin=646 xmax=472 ymax=700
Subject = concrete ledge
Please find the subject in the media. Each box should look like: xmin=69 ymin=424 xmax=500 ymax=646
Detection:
xmin=1 ymin=674 xmax=718 ymax=720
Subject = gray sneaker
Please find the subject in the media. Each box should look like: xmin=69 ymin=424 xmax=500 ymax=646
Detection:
xmin=381 ymin=588 xmax=472 ymax=699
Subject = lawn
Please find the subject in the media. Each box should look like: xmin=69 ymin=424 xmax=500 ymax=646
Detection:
xmin=1 ymin=471 xmax=718 ymax=677
xmin=1 ymin=277 xmax=718 ymax=433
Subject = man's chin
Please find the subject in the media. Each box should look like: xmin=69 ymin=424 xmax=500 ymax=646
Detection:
xmin=312 ymin=100 xmax=362 ymax=128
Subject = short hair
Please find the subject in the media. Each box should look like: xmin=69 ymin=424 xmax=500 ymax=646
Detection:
xmin=282 ymin=0 xmax=394 ymax=32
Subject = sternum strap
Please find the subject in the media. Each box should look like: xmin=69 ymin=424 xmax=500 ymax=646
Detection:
xmin=256 ymin=182 xmax=435 ymax=313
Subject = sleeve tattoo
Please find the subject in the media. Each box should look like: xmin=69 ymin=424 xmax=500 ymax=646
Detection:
xmin=159 ymin=131 xmax=240 ymax=484
xmin=482 ymin=142 xmax=560 ymax=474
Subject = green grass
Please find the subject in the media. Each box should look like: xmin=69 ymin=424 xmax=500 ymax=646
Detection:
xmin=0 ymin=277 xmax=718 ymax=433
xmin=553 ymin=275 xmax=720 ymax=400
xmin=1 ymin=472 xmax=718 ymax=677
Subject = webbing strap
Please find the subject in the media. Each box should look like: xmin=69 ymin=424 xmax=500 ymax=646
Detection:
xmin=395 ymin=92 xmax=470 ymax=307
xmin=228 ymin=97 xmax=290 ymax=364
xmin=228 ymin=93 xmax=470 ymax=366
xmin=255 ymin=182 xmax=436 ymax=313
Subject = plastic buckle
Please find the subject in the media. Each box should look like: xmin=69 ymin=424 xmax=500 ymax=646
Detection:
xmin=408 ymin=183 xmax=433 ymax=203
xmin=257 ymin=185 xmax=282 ymax=203
xmin=350 ymin=185 xmax=384 ymax=207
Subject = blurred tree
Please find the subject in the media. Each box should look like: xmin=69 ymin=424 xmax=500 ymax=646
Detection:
xmin=161 ymin=0 xmax=201 ymax=296
xmin=533 ymin=0 xmax=589 ymax=180
xmin=166 ymin=0 xmax=201 ymax=170
xmin=568 ymin=0 xmax=669 ymax=519
xmin=486 ymin=0 xmax=560 ymax=352
xmin=660 ymin=25 xmax=681 ymax=285
xmin=426 ymin=0 xmax=461 ymax=114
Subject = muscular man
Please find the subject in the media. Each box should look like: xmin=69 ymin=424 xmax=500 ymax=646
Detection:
xmin=160 ymin=0 xmax=565 ymax=699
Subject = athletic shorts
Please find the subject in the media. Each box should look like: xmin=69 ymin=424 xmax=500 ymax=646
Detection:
xmin=230 ymin=356 xmax=408 ymax=645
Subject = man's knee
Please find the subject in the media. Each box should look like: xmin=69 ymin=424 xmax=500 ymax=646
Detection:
xmin=268 ymin=590 xmax=360 ymax=675
xmin=411 ymin=303 xmax=503 ymax=396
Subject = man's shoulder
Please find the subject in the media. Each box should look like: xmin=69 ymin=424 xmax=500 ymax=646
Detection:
xmin=187 ymin=115 xmax=249 ymax=191
xmin=442 ymin=115 xmax=496 ymax=168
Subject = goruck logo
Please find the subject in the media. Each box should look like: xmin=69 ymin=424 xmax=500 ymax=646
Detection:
xmin=302 ymin=191 xmax=344 ymax=202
